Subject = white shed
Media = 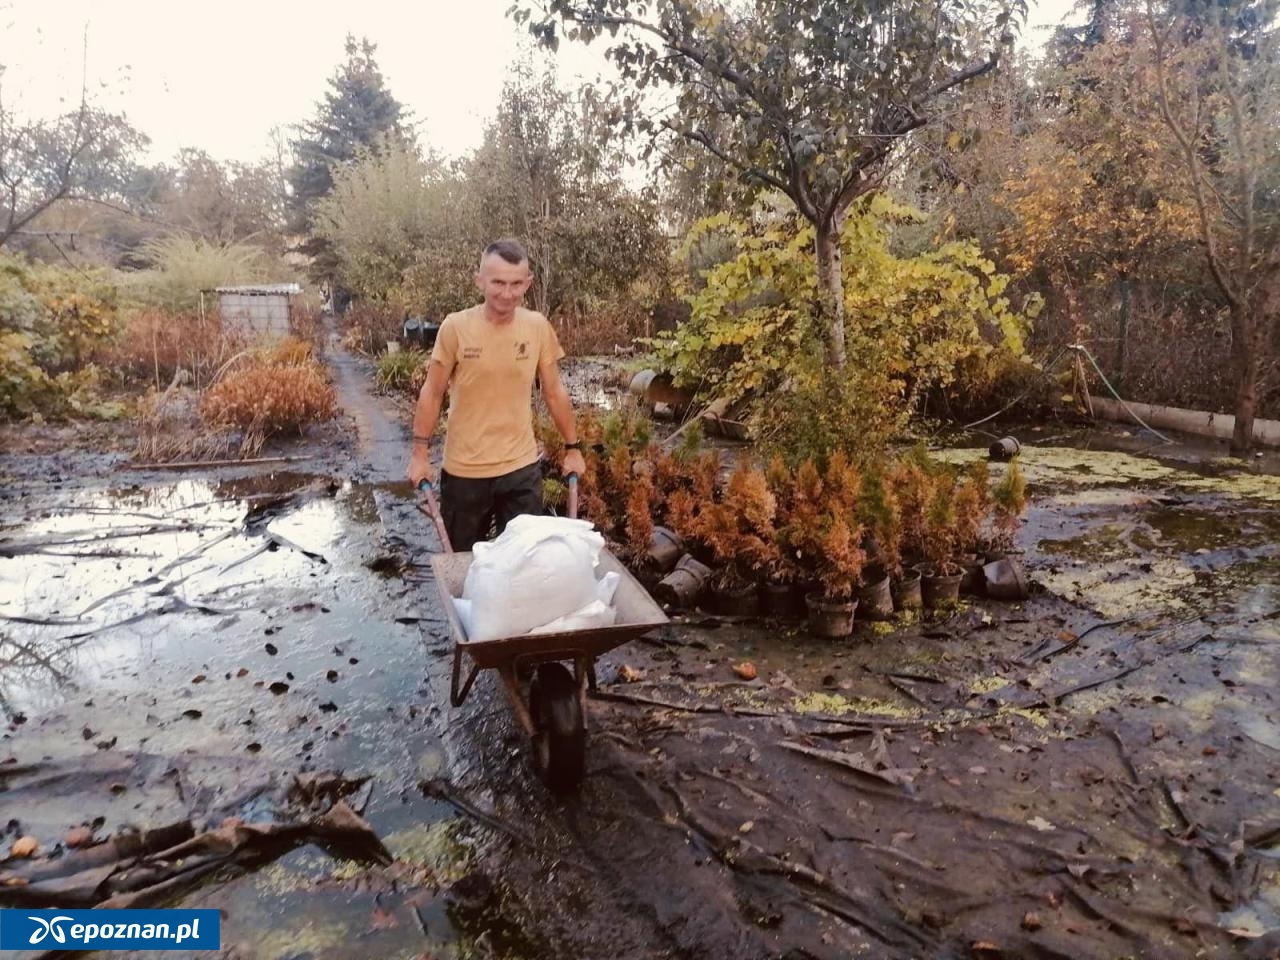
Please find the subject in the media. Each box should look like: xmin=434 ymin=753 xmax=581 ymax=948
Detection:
xmin=213 ymin=284 xmax=302 ymax=339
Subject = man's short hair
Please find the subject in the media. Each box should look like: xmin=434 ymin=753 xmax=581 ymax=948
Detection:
xmin=482 ymin=238 xmax=529 ymax=267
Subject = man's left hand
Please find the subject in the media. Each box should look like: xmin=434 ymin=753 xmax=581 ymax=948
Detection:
xmin=563 ymin=448 xmax=586 ymax=478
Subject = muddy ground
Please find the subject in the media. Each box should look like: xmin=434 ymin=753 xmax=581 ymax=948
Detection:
xmin=2 ymin=334 xmax=1279 ymax=959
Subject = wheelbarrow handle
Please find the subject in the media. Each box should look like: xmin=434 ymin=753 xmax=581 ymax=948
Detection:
xmin=417 ymin=479 xmax=453 ymax=553
xmin=566 ymin=471 xmax=579 ymax=520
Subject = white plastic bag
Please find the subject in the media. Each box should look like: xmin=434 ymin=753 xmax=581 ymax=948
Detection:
xmin=461 ymin=515 xmax=605 ymax=642
xmin=529 ymin=599 xmax=618 ymax=635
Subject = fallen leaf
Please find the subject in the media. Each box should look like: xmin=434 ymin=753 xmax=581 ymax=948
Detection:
xmin=326 ymin=670 xmax=339 ymax=682
xmin=9 ymin=836 xmax=38 ymax=858
xmin=1021 ymin=912 xmax=1042 ymax=931
xmin=891 ymin=831 xmax=915 ymax=846
xmin=319 ymin=702 xmax=338 ymax=713
xmin=245 ymin=742 xmax=262 ymax=754
xmin=237 ymin=667 xmax=250 ymax=678
xmin=64 ymin=826 xmax=93 ymax=848
xmin=738 ymin=821 xmax=754 ymax=834
xmin=81 ymin=726 xmax=94 ymax=741
xmin=109 ymin=783 xmax=127 ymax=795
xmin=618 ymin=664 xmax=644 ymax=683
xmin=2 ymin=877 xmax=29 ymax=886
xmin=265 ymin=643 xmax=278 ymax=656
xmin=733 ymin=662 xmax=758 ymax=681
xmin=1026 ymin=816 xmax=1055 ymax=832
xmin=1201 ymin=746 xmax=1217 ymax=757
xmin=269 ymin=682 xmax=290 ymax=695
xmin=1225 ymin=927 xmax=1263 ymax=939
xmin=182 ymin=709 xmax=203 ymax=720
xmin=191 ymin=674 xmax=206 ymax=684
xmin=969 ymin=766 xmax=987 ymax=775
xmin=971 ymin=941 xmax=1002 ymax=955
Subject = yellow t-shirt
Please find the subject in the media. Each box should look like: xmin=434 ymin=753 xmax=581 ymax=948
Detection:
xmin=430 ymin=305 xmax=565 ymax=479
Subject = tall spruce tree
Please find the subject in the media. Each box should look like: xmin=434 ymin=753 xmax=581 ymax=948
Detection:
xmin=287 ymin=35 xmax=409 ymax=290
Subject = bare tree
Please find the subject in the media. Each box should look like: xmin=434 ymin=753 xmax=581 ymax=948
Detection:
xmin=0 ymin=39 xmax=146 ymax=248
xmin=1145 ymin=0 xmax=1280 ymax=454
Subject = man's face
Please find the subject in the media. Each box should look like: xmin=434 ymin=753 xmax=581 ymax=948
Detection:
xmin=476 ymin=254 xmax=533 ymax=317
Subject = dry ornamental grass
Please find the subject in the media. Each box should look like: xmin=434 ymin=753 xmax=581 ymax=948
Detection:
xmin=200 ymin=360 xmax=337 ymax=442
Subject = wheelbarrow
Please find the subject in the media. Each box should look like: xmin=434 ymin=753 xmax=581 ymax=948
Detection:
xmin=419 ymin=475 xmax=669 ymax=792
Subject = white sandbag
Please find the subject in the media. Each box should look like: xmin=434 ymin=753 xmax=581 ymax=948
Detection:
xmin=452 ymin=597 xmax=474 ymax=639
xmin=462 ymin=515 xmax=605 ymax=642
xmin=596 ymin=571 xmax=621 ymax=606
xmin=529 ymin=599 xmax=618 ymax=635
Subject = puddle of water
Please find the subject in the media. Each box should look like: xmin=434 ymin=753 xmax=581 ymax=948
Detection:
xmin=0 ymin=471 xmax=486 ymax=955
xmin=1219 ymin=880 xmax=1280 ymax=936
xmin=1240 ymin=716 xmax=1280 ymax=753
xmin=939 ymin=445 xmax=1280 ymax=502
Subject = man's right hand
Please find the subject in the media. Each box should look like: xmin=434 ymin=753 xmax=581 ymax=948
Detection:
xmin=407 ymin=453 xmax=434 ymax=489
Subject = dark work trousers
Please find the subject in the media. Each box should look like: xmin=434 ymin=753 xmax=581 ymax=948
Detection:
xmin=438 ymin=460 xmax=544 ymax=552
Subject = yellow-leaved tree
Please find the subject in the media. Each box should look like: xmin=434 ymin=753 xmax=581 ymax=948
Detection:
xmin=649 ymin=196 xmax=1035 ymax=465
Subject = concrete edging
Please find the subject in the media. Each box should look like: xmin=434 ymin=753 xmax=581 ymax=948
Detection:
xmin=1090 ymin=397 xmax=1280 ymax=447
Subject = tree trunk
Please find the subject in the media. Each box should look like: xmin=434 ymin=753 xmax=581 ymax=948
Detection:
xmin=1233 ymin=244 xmax=1280 ymax=455
xmin=1229 ymin=310 xmax=1258 ymax=455
xmin=814 ymin=214 xmax=847 ymax=369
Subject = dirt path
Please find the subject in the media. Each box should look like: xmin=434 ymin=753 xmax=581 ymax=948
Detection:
xmin=323 ymin=319 xmax=411 ymax=480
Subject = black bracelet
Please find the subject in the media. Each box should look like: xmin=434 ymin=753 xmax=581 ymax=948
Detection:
xmin=564 ymin=441 xmax=582 ymax=451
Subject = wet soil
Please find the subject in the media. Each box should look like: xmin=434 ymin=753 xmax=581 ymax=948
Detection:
xmin=2 ymin=345 xmax=1279 ymax=959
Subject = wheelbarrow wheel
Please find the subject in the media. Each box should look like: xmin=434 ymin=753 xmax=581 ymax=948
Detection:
xmin=528 ymin=662 xmax=585 ymax=793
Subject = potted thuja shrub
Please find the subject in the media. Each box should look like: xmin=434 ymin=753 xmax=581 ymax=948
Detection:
xmin=983 ymin=457 xmax=1031 ymax=600
xmin=952 ymin=460 xmax=992 ymax=596
xmin=694 ymin=462 xmax=779 ymax=616
xmin=759 ymin=457 xmax=806 ymax=617
xmin=888 ymin=455 xmax=933 ymax=610
xmin=919 ymin=470 xmax=964 ymax=609
xmin=856 ymin=465 xmax=901 ymax=619
xmin=804 ymin=514 xmax=867 ymax=638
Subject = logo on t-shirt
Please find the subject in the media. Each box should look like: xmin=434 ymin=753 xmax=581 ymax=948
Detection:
xmin=462 ymin=346 xmax=482 ymax=360
xmin=516 ymin=341 xmax=529 ymax=358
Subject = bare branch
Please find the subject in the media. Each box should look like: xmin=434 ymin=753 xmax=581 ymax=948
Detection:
xmin=666 ymin=121 xmax=801 ymax=209
xmin=926 ymin=54 xmax=1000 ymax=100
xmin=1144 ymin=0 xmax=1240 ymax=309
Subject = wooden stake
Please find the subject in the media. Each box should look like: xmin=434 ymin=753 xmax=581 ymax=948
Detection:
xmin=124 ymin=454 xmax=315 ymax=471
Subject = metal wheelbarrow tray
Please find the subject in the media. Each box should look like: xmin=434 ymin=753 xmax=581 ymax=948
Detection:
xmin=430 ymin=548 xmax=668 ymax=792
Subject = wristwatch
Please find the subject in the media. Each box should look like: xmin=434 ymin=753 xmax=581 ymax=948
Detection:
xmin=564 ymin=441 xmax=582 ymax=451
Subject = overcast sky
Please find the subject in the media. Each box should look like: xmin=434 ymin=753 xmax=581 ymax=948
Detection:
xmin=1 ymin=0 xmax=1080 ymax=167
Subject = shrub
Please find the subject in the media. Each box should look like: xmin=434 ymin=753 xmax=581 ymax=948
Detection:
xmin=200 ymin=360 xmax=337 ymax=438
xmin=651 ymin=197 xmax=1033 ymax=463
xmin=341 ymin=302 xmax=404 ymax=356
xmin=0 ymin=331 xmax=53 ymax=418
xmin=0 ymin=254 xmax=125 ymax=420
xmin=96 ymin=309 xmax=247 ymax=392
xmin=992 ymin=458 xmax=1028 ymax=549
xmin=131 ymin=236 xmax=269 ymax=313
xmin=264 ymin=336 xmax=316 ymax=367
xmin=375 ymin=348 xmax=429 ymax=393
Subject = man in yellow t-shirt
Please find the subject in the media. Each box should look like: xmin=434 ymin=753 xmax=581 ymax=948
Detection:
xmin=406 ymin=239 xmax=587 ymax=550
